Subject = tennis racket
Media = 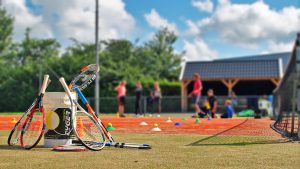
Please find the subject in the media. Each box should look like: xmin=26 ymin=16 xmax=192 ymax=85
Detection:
xmin=69 ymin=64 xmax=151 ymax=149
xmin=8 ymin=76 xmax=51 ymax=147
xmin=18 ymin=75 xmax=50 ymax=149
xmin=76 ymin=88 xmax=151 ymax=149
xmin=59 ymin=77 xmax=106 ymax=151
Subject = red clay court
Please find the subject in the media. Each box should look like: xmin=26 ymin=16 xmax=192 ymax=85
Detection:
xmin=0 ymin=115 xmax=280 ymax=137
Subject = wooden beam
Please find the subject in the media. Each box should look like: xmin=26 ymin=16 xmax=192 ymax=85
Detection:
xmin=221 ymin=79 xmax=239 ymax=96
xmin=271 ymin=78 xmax=280 ymax=86
xmin=231 ymin=79 xmax=239 ymax=88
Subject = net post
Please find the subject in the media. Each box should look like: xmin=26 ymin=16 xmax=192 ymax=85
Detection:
xmin=296 ymin=42 xmax=300 ymax=139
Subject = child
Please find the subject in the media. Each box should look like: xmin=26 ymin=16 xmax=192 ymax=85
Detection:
xmin=198 ymin=100 xmax=211 ymax=118
xmin=190 ymin=73 xmax=202 ymax=118
xmin=115 ymin=81 xmax=126 ymax=118
xmin=221 ymin=100 xmax=234 ymax=118
xmin=207 ymin=89 xmax=217 ymax=118
xmin=134 ymin=81 xmax=143 ymax=117
xmin=151 ymin=81 xmax=162 ymax=117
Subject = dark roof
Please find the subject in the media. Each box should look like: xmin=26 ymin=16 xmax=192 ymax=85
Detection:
xmin=217 ymin=52 xmax=290 ymax=70
xmin=181 ymin=59 xmax=281 ymax=80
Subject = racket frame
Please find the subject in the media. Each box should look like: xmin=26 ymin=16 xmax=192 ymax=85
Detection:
xmin=59 ymin=77 xmax=106 ymax=151
xmin=19 ymin=75 xmax=50 ymax=149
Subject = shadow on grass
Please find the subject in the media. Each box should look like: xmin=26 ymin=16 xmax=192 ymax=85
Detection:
xmin=0 ymin=144 xmax=44 ymax=150
xmin=187 ymin=118 xmax=289 ymax=146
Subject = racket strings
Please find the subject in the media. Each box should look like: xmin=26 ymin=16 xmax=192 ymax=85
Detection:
xmin=74 ymin=112 xmax=106 ymax=150
xmin=22 ymin=111 xmax=44 ymax=148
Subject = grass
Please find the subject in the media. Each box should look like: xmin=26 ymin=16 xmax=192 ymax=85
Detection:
xmin=0 ymin=131 xmax=299 ymax=169
xmin=0 ymin=112 xmax=23 ymax=116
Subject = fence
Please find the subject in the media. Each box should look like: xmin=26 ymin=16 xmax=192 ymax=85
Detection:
xmin=86 ymin=95 xmax=263 ymax=114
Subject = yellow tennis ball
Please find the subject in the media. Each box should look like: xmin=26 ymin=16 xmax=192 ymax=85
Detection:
xmin=46 ymin=111 xmax=60 ymax=130
xmin=153 ymin=123 xmax=158 ymax=127
xmin=107 ymin=123 xmax=113 ymax=127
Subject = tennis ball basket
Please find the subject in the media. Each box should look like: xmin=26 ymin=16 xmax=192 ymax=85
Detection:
xmin=43 ymin=92 xmax=77 ymax=148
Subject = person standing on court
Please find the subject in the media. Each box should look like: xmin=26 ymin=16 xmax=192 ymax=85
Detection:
xmin=189 ymin=73 xmax=203 ymax=118
xmin=207 ymin=89 xmax=218 ymax=118
xmin=115 ymin=81 xmax=126 ymax=118
xmin=134 ymin=81 xmax=143 ymax=117
xmin=151 ymin=81 xmax=162 ymax=117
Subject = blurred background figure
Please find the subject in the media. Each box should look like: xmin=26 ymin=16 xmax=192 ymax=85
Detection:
xmin=190 ymin=73 xmax=202 ymax=118
xmin=207 ymin=89 xmax=217 ymax=118
xmin=115 ymin=81 xmax=127 ymax=117
xmin=221 ymin=100 xmax=234 ymax=118
xmin=134 ymin=81 xmax=143 ymax=117
xmin=151 ymin=81 xmax=162 ymax=117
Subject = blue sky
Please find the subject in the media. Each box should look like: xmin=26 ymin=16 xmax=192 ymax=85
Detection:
xmin=2 ymin=0 xmax=300 ymax=60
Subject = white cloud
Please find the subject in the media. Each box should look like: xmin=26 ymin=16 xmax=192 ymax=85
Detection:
xmin=144 ymin=9 xmax=179 ymax=34
xmin=192 ymin=0 xmax=214 ymax=13
xmin=267 ymin=41 xmax=294 ymax=53
xmin=183 ymin=38 xmax=218 ymax=61
xmin=198 ymin=0 xmax=300 ymax=48
xmin=3 ymin=0 xmax=53 ymax=41
xmin=3 ymin=0 xmax=135 ymax=45
xmin=33 ymin=0 xmax=135 ymax=43
xmin=182 ymin=19 xmax=201 ymax=37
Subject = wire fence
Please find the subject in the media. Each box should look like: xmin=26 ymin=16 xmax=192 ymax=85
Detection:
xmin=86 ymin=95 xmax=264 ymax=114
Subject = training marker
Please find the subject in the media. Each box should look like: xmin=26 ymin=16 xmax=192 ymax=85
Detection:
xmin=174 ymin=122 xmax=182 ymax=126
xmin=195 ymin=118 xmax=201 ymax=123
xmin=11 ymin=118 xmax=17 ymax=124
xmin=106 ymin=122 xmax=116 ymax=131
xmin=182 ymin=117 xmax=188 ymax=121
xmin=165 ymin=117 xmax=172 ymax=123
xmin=139 ymin=121 xmax=148 ymax=126
xmin=151 ymin=123 xmax=161 ymax=131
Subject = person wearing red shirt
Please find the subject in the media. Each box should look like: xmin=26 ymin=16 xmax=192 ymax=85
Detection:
xmin=115 ymin=81 xmax=127 ymax=117
xmin=189 ymin=73 xmax=202 ymax=117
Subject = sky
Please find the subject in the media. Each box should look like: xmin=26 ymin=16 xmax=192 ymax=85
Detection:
xmin=2 ymin=0 xmax=300 ymax=61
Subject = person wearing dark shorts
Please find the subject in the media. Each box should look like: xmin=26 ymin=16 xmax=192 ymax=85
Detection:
xmin=151 ymin=81 xmax=162 ymax=117
xmin=189 ymin=73 xmax=202 ymax=117
xmin=134 ymin=81 xmax=143 ymax=117
xmin=115 ymin=81 xmax=126 ymax=117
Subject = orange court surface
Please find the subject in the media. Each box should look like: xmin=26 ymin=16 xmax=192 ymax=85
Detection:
xmin=0 ymin=115 xmax=279 ymax=137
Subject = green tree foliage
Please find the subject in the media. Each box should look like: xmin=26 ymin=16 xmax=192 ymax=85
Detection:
xmin=0 ymin=7 xmax=182 ymax=112
xmin=0 ymin=8 xmax=13 ymax=56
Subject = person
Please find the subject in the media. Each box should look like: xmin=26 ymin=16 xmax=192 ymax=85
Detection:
xmin=207 ymin=89 xmax=217 ymax=118
xmin=151 ymin=81 xmax=162 ymax=117
xmin=198 ymin=99 xmax=210 ymax=118
xmin=114 ymin=81 xmax=126 ymax=117
xmin=134 ymin=81 xmax=143 ymax=117
xmin=189 ymin=73 xmax=203 ymax=118
xmin=221 ymin=100 xmax=234 ymax=118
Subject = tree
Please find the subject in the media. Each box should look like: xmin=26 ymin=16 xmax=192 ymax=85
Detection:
xmin=142 ymin=28 xmax=182 ymax=80
xmin=0 ymin=8 xmax=13 ymax=56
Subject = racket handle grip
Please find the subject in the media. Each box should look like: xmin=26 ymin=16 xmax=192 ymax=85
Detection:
xmin=59 ymin=77 xmax=73 ymax=97
xmin=41 ymin=75 xmax=49 ymax=94
xmin=75 ymin=88 xmax=88 ymax=104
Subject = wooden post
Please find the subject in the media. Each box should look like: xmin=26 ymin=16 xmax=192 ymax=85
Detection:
xmin=181 ymin=80 xmax=190 ymax=112
xmin=221 ymin=79 xmax=239 ymax=96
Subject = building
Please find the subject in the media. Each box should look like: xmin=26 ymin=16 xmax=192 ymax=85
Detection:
xmin=179 ymin=52 xmax=290 ymax=111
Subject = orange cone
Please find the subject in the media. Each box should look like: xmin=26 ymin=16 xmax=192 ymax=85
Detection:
xmin=11 ymin=118 xmax=17 ymax=124
xmin=77 ymin=117 xmax=85 ymax=137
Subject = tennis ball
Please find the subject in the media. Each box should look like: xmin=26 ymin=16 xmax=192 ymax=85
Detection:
xmin=153 ymin=123 xmax=158 ymax=127
xmin=46 ymin=111 xmax=60 ymax=130
xmin=107 ymin=122 xmax=113 ymax=127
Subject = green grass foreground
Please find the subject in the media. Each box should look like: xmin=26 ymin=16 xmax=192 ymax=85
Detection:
xmin=0 ymin=131 xmax=299 ymax=169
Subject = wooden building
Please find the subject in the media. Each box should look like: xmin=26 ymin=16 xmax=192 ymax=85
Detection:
xmin=179 ymin=52 xmax=290 ymax=111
